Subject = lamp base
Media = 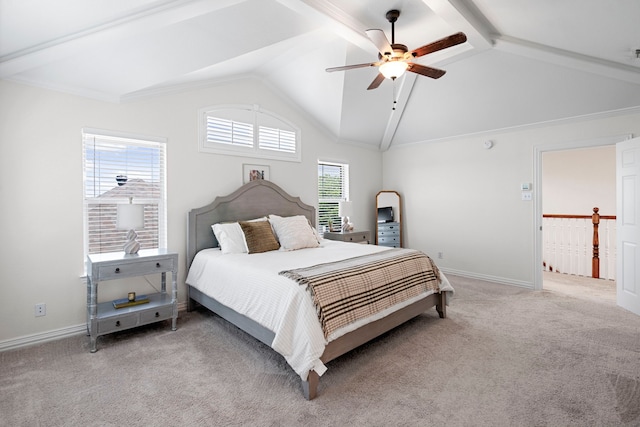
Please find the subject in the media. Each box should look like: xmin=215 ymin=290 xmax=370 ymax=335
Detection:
xmin=123 ymin=229 xmax=141 ymax=254
xmin=341 ymin=217 xmax=354 ymax=232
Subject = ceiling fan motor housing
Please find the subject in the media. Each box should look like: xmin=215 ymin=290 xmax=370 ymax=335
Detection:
xmin=378 ymin=44 xmax=408 ymax=61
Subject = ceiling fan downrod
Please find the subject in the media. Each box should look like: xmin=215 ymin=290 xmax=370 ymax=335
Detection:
xmin=386 ymin=10 xmax=400 ymax=45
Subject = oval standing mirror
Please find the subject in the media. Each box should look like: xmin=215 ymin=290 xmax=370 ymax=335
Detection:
xmin=376 ymin=190 xmax=402 ymax=247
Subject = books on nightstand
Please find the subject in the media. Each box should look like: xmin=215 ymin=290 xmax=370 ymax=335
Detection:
xmin=113 ymin=295 xmax=150 ymax=309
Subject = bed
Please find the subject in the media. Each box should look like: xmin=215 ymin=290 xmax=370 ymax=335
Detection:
xmin=185 ymin=180 xmax=452 ymax=399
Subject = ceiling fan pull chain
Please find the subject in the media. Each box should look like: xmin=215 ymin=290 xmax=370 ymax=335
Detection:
xmin=392 ymin=79 xmax=397 ymax=111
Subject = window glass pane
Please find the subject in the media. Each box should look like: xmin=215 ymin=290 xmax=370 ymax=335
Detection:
xmin=318 ymin=161 xmax=349 ymax=231
xmin=83 ymin=131 xmax=166 ymax=258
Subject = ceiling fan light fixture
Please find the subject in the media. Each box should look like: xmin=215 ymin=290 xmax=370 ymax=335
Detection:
xmin=379 ymin=60 xmax=408 ymax=79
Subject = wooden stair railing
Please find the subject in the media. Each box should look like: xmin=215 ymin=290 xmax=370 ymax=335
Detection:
xmin=543 ymin=207 xmax=616 ymax=279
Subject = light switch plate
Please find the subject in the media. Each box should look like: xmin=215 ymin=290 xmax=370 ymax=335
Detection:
xmin=521 ymin=191 xmax=532 ymax=201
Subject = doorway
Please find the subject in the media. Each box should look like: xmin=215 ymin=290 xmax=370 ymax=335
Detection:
xmin=533 ymin=134 xmax=632 ymax=292
xmin=541 ymin=145 xmax=616 ymax=298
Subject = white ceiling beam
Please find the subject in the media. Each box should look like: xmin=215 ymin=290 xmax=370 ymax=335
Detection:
xmin=495 ymin=35 xmax=640 ymax=86
xmin=0 ymin=0 xmax=245 ymax=78
xmin=275 ymin=0 xmax=377 ymax=54
xmin=380 ymin=73 xmax=417 ymax=151
xmin=420 ymin=0 xmax=494 ymax=51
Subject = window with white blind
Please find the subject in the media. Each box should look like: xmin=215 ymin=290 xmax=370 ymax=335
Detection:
xmin=82 ymin=128 xmax=167 ymax=261
xmin=199 ymin=104 xmax=300 ymax=161
xmin=318 ymin=161 xmax=349 ymax=232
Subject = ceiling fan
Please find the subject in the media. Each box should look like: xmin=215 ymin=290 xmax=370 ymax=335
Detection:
xmin=326 ymin=10 xmax=467 ymax=90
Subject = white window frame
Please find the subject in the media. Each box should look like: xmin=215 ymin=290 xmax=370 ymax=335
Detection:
xmin=198 ymin=104 xmax=301 ymax=162
xmin=82 ymin=128 xmax=167 ymax=264
xmin=318 ymin=160 xmax=350 ymax=232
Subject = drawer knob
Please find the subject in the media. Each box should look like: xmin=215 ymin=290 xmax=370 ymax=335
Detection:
xmin=115 ymin=268 xmax=120 ymax=273
xmin=155 ymin=312 xmax=160 ymax=318
xmin=156 ymin=262 xmax=161 ymax=268
xmin=115 ymin=321 xmax=121 ymax=327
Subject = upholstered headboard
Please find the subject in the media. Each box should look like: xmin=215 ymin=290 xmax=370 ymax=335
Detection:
xmin=186 ymin=180 xmax=316 ymax=268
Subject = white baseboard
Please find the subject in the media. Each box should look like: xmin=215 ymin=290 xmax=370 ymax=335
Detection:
xmin=0 ymin=324 xmax=87 ymax=352
xmin=0 ymin=301 xmax=189 ymax=352
xmin=440 ymin=267 xmax=534 ymax=289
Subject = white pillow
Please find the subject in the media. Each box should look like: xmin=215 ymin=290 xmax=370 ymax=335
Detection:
xmin=211 ymin=217 xmax=268 ymax=254
xmin=268 ymin=214 xmax=320 ymax=251
xmin=212 ymin=223 xmax=247 ymax=254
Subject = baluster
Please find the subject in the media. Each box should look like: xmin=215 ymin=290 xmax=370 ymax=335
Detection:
xmin=592 ymin=207 xmax=600 ymax=279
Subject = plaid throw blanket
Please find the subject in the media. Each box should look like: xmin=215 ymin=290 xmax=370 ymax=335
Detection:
xmin=279 ymin=249 xmax=441 ymax=338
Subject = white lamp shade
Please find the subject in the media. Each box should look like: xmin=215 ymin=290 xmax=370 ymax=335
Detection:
xmin=338 ymin=201 xmax=353 ymax=217
xmin=117 ymin=203 xmax=144 ymax=230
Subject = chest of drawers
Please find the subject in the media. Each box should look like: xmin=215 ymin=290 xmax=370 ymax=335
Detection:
xmin=377 ymin=222 xmax=401 ymax=247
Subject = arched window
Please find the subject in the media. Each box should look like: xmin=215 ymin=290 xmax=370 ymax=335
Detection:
xmin=198 ymin=104 xmax=300 ymax=162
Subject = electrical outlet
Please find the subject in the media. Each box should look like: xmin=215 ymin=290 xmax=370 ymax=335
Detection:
xmin=35 ymin=303 xmax=46 ymax=317
xmin=437 ymin=252 xmax=443 ymax=259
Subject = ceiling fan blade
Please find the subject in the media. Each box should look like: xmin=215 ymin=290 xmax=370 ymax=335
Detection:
xmin=410 ymin=32 xmax=467 ymax=58
xmin=365 ymin=29 xmax=393 ymax=56
xmin=326 ymin=62 xmax=377 ymax=72
xmin=367 ymin=73 xmax=386 ymax=90
xmin=407 ymin=63 xmax=446 ymax=79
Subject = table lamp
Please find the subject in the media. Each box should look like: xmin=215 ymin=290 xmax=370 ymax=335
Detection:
xmin=338 ymin=201 xmax=354 ymax=232
xmin=117 ymin=197 xmax=144 ymax=254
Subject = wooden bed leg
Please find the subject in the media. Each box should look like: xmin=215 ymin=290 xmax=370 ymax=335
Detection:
xmin=302 ymin=370 xmax=319 ymax=400
xmin=436 ymin=292 xmax=447 ymax=319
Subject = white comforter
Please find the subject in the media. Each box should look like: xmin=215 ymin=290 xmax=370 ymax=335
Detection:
xmin=185 ymin=239 xmax=453 ymax=380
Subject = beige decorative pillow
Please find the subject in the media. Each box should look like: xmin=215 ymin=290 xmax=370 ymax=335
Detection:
xmin=239 ymin=220 xmax=280 ymax=254
xmin=268 ymin=214 xmax=320 ymax=251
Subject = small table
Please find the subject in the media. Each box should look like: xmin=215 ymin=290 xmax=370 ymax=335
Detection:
xmin=323 ymin=230 xmax=371 ymax=244
xmin=86 ymin=249 xmax=178 ymax=352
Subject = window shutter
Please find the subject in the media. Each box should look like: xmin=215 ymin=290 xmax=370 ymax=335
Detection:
xmin=258 ymin=126 xmax=296 ymax=153
xmin=82 ymin=130 xmax=167 ymax=258
xmin=206 ymin=116 xmax=253 ymax=148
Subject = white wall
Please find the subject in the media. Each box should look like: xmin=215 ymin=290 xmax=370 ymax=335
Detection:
xmin=382 ymin=111 xmax=640 ymax=287
xmin=542 ymin=146 xmax=616 ymax=215
xmin=0 ymin=78 xmax=382 ymax=345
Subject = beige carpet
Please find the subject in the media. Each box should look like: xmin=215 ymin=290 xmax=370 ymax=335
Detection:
xmin=1 ymin=275 xmax=639 ymax=426
xmin=544 ymin=271 xmax=616 ymax=304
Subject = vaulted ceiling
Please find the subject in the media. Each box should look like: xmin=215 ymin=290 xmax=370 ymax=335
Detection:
xmin=2 ymin=0 xmax=640 ymax=150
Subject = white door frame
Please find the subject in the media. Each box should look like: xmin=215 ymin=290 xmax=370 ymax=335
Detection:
xmin=533 ymin=134 xmax=633 ymax=291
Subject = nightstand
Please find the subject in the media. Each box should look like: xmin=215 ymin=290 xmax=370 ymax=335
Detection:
xmin=86 ymin=248 xmax=178 ymax=352
xmin=323 ymin=230 xmax=371 ymax=244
